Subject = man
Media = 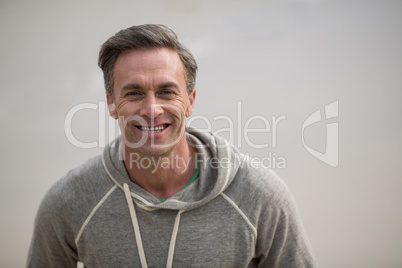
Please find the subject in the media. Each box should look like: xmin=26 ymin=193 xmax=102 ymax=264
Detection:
xmin=27 ymin=24 xmax=316 ymax=267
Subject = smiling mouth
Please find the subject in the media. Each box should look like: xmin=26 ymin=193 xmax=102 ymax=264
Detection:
xmin=137 ymin=124 xmax=169 ymax=133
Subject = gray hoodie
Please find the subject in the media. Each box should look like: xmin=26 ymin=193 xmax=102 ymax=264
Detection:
xmin=27 ymin=128 xmax=316 ymax=267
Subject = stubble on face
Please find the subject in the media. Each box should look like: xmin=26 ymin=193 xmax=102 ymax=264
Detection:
xmin=109 ymin=48 xmax=195 ymax=159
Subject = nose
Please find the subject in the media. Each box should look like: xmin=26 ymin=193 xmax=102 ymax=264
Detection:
xmin=139 ymin=93 xmax=164 ymax=119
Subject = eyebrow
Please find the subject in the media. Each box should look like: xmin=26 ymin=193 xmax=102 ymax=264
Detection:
xmin=158 ymin=82 xmax=179 ymax=89
xmin=121 ymin=82 xmax=179 ymax=92
xmin=121 ymin=83 xmax=143 ymax=92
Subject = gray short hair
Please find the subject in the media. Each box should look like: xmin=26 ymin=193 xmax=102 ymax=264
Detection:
xmin=98 ymin=24 xmax=198 ymax=97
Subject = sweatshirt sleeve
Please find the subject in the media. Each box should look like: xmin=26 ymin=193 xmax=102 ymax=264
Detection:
xmin=255 ymin=175 xmax=317 ymax=268
xmin=27 ymin=187 xmax=78 ymax=268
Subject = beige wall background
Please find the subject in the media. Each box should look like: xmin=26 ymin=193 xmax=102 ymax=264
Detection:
xmin=1 ymin=0 xmax=401 ymax=267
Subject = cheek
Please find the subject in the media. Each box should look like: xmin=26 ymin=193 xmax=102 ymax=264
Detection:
xmin=115 ymin=99 xmax=127 ymax=112
xmin=162 ymin=100 xmax=187 ymax=119
xmin=115 ymin=101 xmax=138 ymax=116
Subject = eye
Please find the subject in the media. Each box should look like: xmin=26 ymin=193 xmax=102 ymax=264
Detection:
xmin=125 ymin=91 xmax=143 ymax=98
xmin=157 ymin=89 xmax=176 ymax=98
xmin=161 ymin=89 xmax=174 ymax=95
xmin=126 ymin=91 xmax=140 ymax=96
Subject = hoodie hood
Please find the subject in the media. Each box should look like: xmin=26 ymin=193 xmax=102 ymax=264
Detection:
xmin=29 ymin=128 xmax=316 ymax=268
xmin=102 ymin=127 xmax=242 ymax=211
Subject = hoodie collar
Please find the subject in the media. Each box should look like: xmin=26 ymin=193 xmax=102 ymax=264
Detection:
xmin=102 ymin=127 xmax=240 ymax=211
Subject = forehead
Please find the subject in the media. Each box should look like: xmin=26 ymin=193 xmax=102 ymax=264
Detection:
xmin=114 ymin=48 xmax=184 ymax=77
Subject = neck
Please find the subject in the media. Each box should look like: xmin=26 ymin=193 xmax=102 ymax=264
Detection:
xmin=122 ymin=140 xmax=197 ymax=200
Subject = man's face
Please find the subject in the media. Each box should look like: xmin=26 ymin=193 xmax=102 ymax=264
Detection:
xmin=107 ymin=48 xmax=196 ymax=157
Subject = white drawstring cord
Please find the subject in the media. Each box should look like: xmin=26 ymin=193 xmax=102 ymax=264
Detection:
xmin=123 ymin=183 xmax=184 ymax=268
xmin=124 ymin=183 xmax=148 ymax=268
xmin=166 ymin=210 xmax=184 ymax=268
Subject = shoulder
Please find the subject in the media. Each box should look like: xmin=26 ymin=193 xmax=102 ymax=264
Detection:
xmin=227 ymin=154 xmax=292 ymax=206
xmin=37 ymin=155 xmax=115 ymax=230
xmin=222 ymin=153 xmax=317 ymax=266
xmin=222 ymin=153 xmax=298 ymax=227
xmin=46 ymin=155 xmax=108 ymax=201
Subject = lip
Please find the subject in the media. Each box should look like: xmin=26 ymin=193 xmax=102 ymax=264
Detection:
xmin=135 ymin=123 xmax=170 ymax=138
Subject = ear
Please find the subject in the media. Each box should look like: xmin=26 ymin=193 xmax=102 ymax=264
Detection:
xmin=185 ymin=89 xmax=196 ymax=117
xmin=106 ymin=92 xmax=118 ymax=119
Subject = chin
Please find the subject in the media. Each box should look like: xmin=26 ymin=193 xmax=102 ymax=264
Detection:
xmin=136 ymin=146 xmax=175 ymax=158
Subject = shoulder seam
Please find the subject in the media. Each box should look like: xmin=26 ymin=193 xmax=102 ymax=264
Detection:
xmin=75 ymin=185 xmax=118 ymax=244
xmin=220 ymin=193 xmax=257 ymax=238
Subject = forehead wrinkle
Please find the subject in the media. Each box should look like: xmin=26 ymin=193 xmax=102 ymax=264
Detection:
xmin=117 ymin=48 xmax=183 ymax=72
xmin=113 ymin=48 xmax=187 ymax=94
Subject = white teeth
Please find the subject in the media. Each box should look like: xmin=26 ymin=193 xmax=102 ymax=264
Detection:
xmin=140 ymin=125 xmax=166 ymax=133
